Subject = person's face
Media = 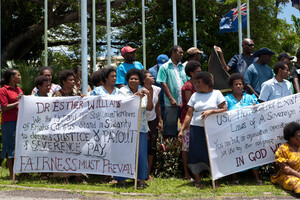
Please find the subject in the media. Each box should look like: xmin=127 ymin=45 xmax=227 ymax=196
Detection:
xmin=280 ymin=64 xmax=290 ymax=80
xmin=260 ymin=54 xmax=272 ymax=65
xmin=12 ymin=70 xmax=21 ymax=84
xmin=195 ymin=78 xmax=210 ymax=93
xmin=62 ymin=75 xmax=75 ymax=90
xmin=128 ymin=74 xmax=140 ymax=91
xmin=42 ymin=69 xmax=52 ymax=83
xmin=231 ymin=79 xmax=244 ymax=95
xmin=191 ymin=53 xmax=201 ymax=62
xmin=282 ymin=58 xmax=291 ymax=65
xmin=144 ymin=73 xmax=155 ymax=85
xmin=242 ymin=39 xmax=255 ymax=54
xmin=172 ymin=47 xmax=183 ymax=63
xmin=105 ymin=71 xmax=117 ymax=86
xmin=38 ymin=81 xmax=50 ymax=96
xmin=124 ymin=52 xmax=136 ymax=63
xmin=290 ymin=130 xmax=300 ymax=148
xmin=190 ymin=67 xmax=201 ymax=79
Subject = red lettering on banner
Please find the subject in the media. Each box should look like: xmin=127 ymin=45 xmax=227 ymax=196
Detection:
xmin=248 ymin=149 xmax=267 ymax=161
xmin=36 ymin=102 xmax=50 ymax=114
xmin=270 ymin=143 xmax=282 ymax=154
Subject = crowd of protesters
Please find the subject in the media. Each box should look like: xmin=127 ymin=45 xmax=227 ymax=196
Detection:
xmin=0 ymin=42 xmax=300 ymax=193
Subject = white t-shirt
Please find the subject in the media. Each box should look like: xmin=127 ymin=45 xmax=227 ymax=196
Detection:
xmin=119 ymin=86 xmax=149 ymax=133
xmin=146 ymin=85 xmax=161 ymax=121
xmin=188 ymin=90 xmax=225 ymax=127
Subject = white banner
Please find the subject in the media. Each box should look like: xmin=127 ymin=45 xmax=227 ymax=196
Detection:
xmin=204 ymin=93 xmax=300 ymax=180
xmin=14 ymin=95 xmax=140 ymax=178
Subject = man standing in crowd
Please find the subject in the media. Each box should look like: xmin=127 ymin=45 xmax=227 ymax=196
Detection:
xmin=183 ymin=47 xmax=203 ymax=66
xmin=149 ymin=54 xmax=169 ymax=84
xmin=149 ymin=54 xmax=169 ymax=116
xmin=290 ymin=49 xmax=300 ymax=93
xmin=244 ymin=47 xmax=275 ymax=97
xmin=277 ymin=52 xmax=294 ymax=66
xmin=116 ymin=46 xmax=144 ymax=87
xmin=216 ymin=38 xmax=257 ymax=75
xmin=157 ymin=45 xmax=189 ymax=138
xmin=259 ymin=61 xmax=292 ymax=102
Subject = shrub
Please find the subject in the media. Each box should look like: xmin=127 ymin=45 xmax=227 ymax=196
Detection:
xmin=152 ymin=137 xmax=184 ymax=178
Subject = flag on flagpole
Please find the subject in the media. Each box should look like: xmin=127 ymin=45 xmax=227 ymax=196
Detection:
xmin=219 ymin=3 xmax=247 ymax=34
xmin=291 ymin=0 xmax=300 ymax=10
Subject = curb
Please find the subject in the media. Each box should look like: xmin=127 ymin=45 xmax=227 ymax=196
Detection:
xmin=0 ymin=184 xmax=154 ymax=197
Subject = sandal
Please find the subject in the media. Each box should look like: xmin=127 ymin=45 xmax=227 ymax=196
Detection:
xmin=232 ymin=180 xmax=240 ymax=185
xmin=194 ymin=182 xmax=204 ymax=189
xmin=256 ymin=180 xmax=265 ymax=185
xmin=138 ymin=181 xmax=147 ymax=189
xmin=116 ymin=180 xmax=126 ymax=187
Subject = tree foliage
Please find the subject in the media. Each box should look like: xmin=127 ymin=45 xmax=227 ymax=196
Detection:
xmin=1 ymin=0 xmax=299 ymax=70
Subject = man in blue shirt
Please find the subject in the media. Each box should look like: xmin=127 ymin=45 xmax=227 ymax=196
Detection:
xmin=259 ymin=61 xmax=292 ymax=102
xmin=149 ymin=54 xmax=169 ymax=116
xmin=216 ymin=38 xmax=257 ymax=75
xmin=244 ymin=47 xmax=275 ymax=98
xmin=116 ymin=46 xmax=144 ymax=87
xmin=149 ymin=54 xmax=169 ymax=85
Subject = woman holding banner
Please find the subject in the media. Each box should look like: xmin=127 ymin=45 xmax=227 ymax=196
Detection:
xmin=0 ymin=68 xmax=23 ymax=180
xmin=178 ymin=71 xmax=227 ymax=188
xmin=271 ymin=122 xmax=300 ymax=194
xmin=52 ymin=70 xmax=81 ymax=97
xmin=225 ymin=73 xmax=263 ymax=185
xmin=142 ymin=70 xmax=162 ymax=181
xmin=51 ymin=70 xmax=85 ymax=183
xmin=91 ymin=66 xmax=120 ymax=96
xmin=117 ymin=68 xmax=153 ymax=188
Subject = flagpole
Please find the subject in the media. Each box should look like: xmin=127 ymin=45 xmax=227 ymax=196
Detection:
xmin=44 ymin=0 xmax=48 ymax=66
xmin=107 ymin=0 xmax=111 ymax=66
xmin=92 ymin=0 xmax=96 ymax=71
xmin=142 ymin=0 xmax=146 ymax=68
xmin=237 ymin=0 xmax=242 ymax=54
xmin=192 ymin=0 xmax=197 ymax=47
xmin=173 ymin=0 xmax=177 ymax=45
xmin=247 ymin=0 xmax=250 ymax=38
xmin=81 ymin=0 xmax=88 ymax=95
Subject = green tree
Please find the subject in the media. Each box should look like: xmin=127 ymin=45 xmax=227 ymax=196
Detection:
xmin=2 ymin=0 xmax=299 ymax=70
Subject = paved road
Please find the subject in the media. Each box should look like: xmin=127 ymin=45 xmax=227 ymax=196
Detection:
xmin=0 ymin=189 xmax=299 ymax=200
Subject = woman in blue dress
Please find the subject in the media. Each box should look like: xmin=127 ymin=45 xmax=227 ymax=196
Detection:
xmin=225 ymin=73 xmax=263 ymax=185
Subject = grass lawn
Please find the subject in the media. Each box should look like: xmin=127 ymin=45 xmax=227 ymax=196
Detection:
xmin=0 ymin=166 xmax=296 ymax=199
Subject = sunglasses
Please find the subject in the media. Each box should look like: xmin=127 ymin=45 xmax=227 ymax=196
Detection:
xmin=246 ymin=44 xmax=255 ymax=47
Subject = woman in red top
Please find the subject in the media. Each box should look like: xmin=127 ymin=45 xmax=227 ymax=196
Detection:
xmin=0 ymin=68 xmax=22 ymax=179
xmin=179 ymin=60 xmax=201 ymax=180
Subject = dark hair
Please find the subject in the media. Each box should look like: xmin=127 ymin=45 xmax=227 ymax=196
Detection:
xmin=185 ymin=61 xmax=201 ymax=77
xmin=169 ymin=45 xmax=181 ymax=57
xmin=273 ymin=61 xmax=287 ymax=75
xmin=296 ymin=48 xmax=300 ymax=60
xmin=228 ymin=73 xmax=245 ymax=87
xmin=59 ymin=70 xmax=75 ymax=86
xmin=35 ymin=76 xmax=49 ymax=88
xmin=141 ymin=69 xmax=151 ymax=76
xmin=125 ymin=68 xmax=144 ymax=86
xmin=91 ymin=69 xmax=103 ymax=87
xmin=101 ymin=66 xmax=117 ymax=84
xmin=195 ymin=71 xmax=213 ymax=88
xmin=73 ymin=66 xmax=81 ymax=75
xmin=1 ymin=68 xmax=17 ymax=86
xmin=39 ymin=66 xmax=53 ymax=75
xmin=283 ymin=122 xmax=300 ymax=141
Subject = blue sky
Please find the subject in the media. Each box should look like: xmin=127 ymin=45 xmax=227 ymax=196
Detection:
xmin=278 ymin=2 xmax=299 ymax=24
